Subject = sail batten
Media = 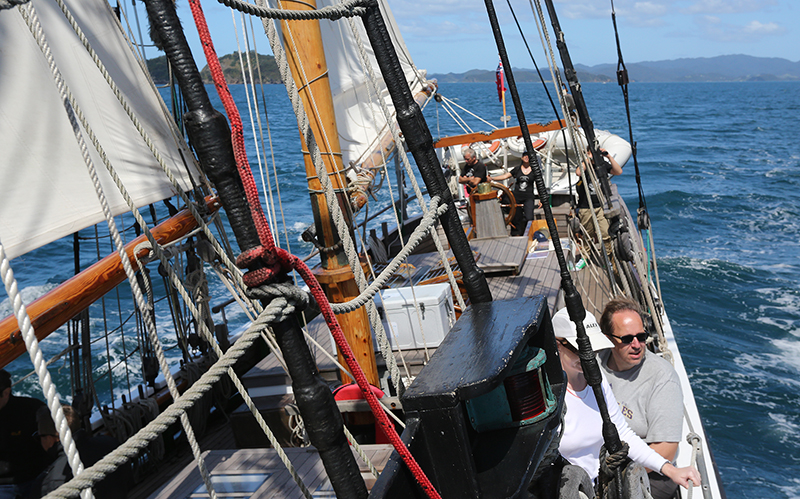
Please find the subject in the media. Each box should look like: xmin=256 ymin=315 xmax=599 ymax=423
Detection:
xmin=0 ymin=0 xmax=198 ymax=260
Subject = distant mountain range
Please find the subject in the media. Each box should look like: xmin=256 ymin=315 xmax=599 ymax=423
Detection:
xmin=146 ymin=53 xmax=799 ymax=85
xmin=429 ymin=55 xmax=800 ymax=83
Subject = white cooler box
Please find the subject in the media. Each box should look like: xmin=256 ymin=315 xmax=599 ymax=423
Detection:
xmin=374 ymin=283 xmax=456 ymax=351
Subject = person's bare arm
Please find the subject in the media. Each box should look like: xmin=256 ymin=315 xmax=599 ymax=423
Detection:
xmin=644 ymin=441 xmax=679 ymax=472
xmin=606 ymin=150 xmax=623 ymax=176
xmin=650 ymin=441 xmax=678 ymax=461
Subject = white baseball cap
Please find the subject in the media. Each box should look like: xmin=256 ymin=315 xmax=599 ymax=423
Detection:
xmin=552 ymin=307 xmax=613 ymax=351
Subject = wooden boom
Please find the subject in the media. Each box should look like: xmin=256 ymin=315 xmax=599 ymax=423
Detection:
xmin=433 ymin=119 xmax=566 ymax=149
xmin=0 ymin=196 xmax=220 ymax=369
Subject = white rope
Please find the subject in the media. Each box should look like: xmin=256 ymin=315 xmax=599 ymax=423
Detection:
xmin=1 ymin=236 xmax=89 ymax=499
xmin=133 ymin=239 xmax=316 ymax=498
xmin=254 ymin=2 xmax=406 ymax=401
xmin=44 ymin=295 xmax=301 ymax=499
xmin=440 ymin=94 xmax=498 ymax=131
xmin=439 ymin=97 xmax=473 ymax=135
xmin=630 ymin=246 xmax=669 ymax=359
xmin=19 ymin=1 xmax=371 ymax=493
xmin=340 ymin=20 xmax=467 ymax=314
xmin=231 ymin=9 xmax=279 ymax=234
xmin=50 ymin=0 xmax=254 ymax=308
xmin=342 ymin=16 xmax=418 ymax=372
xmin=330 ymin=198 xmax=447 ymax=313
xmin=20 ymin=3 xmax=220 ymax=495
xmin=529 ymin=0 xmax=617 ymax=256
xmin=342 ymin=16 xmax=451 ymax=362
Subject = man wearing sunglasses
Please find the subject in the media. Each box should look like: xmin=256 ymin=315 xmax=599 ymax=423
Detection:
xmin=599 ymin=299 xmax=684 ymax=499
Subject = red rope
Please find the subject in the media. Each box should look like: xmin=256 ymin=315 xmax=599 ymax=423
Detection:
xmin=186 ymin=2 xmax=441 ymax=498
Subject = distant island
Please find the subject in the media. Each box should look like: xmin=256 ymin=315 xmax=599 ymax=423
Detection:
xmin=147 ymin=51 xmax=281 ymax=85
xmin=147 ymin=53 xmax=799 ymax=84
xmin=430 ymin=55 xmax=800 ymax=83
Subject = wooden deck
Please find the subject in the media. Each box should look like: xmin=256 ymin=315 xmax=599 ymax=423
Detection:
xmin=147 ymin=444 xmax=394 ymax=498
xmin=139 ymin=192 xmax=633 ymax=498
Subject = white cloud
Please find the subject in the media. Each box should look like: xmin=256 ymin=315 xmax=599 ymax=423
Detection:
xmin=743 ymin=20 xmax=782 ymax=35
xmin=686 ymin=0 xmax=777 ymax=14
xmin=632 ymin=1 xmax=669 ymax=16
xmin=554 ymin=0 xmax=610 ymax=19
xmin=695 ymin=16 xmax=786 ymax=42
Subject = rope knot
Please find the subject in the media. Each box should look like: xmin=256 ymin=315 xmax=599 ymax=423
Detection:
xmin=236 ymin=246 xmax=298 ymax=288
xmin=599 ymin=442 xmax=630 ymax=478
xmin=247 ymin=283 xmax=310 ymax=312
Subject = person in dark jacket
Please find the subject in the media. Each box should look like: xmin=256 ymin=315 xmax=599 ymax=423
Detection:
xmin=0 ymin=369 xmax=51 ymax=499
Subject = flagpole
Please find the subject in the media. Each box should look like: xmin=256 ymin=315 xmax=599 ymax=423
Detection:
xmin=502 ymin=88 xmax=508 ymax=128
xmin=497 ymin=60 xmax=510 ymax=128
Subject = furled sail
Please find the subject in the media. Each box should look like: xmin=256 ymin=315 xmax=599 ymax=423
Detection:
xmin=317 ymin=0 xmax=429 ymax=169
xmin=0 ymin=0 xmax=199 ymax=260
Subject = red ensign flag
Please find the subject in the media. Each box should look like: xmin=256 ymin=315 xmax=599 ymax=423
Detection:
xmin=496 ymin=61 xmax=506 ymax=102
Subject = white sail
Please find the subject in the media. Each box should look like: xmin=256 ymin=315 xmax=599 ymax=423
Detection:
xmin=0 ymin=0 xmax=199 ymax=260
xmin=317 ymin=0 xmax=429 ymax=168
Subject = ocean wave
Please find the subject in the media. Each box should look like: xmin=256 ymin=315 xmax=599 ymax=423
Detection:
xmin=768 ymin=413 xmax=800 ymax=446
xmin=0 ymin=283 xmax=57 ymax=317
xmin=777 ymin=477 xmax=800 ymax=499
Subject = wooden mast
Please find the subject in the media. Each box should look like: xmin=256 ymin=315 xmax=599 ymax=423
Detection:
xmin=278 ymin=1 xmax=379 ymax=386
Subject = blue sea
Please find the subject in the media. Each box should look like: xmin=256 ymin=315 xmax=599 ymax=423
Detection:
xmin=2 ymin=80 xmax=799 ymax=498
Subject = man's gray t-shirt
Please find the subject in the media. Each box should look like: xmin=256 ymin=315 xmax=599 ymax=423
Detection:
xmin=599 ymin=349 xmax=683 ymax=443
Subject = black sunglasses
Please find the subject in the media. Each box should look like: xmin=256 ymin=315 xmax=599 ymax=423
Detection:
xmin=609 ymin=332 xmax=648 ymax=344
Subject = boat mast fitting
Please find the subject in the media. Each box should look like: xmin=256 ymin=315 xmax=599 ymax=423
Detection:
xmin=142 ymin=1 xmax=368 ymax=497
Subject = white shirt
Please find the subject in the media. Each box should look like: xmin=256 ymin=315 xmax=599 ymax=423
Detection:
xmin=559 ymin=377 xmax=669 ymax=480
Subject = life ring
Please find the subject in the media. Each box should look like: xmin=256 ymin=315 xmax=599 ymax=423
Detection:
xmin=466 ymin=140 xmax=501 ymax=157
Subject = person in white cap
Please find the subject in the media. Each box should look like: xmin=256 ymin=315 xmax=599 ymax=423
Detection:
xmin=551 ymin=307 xmax=700 ymax=489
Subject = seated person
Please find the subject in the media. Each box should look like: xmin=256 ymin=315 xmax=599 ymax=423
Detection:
xmin=599 ymin=299 xmax=684 ymax=499
xmin=458 ymin=147 xmax=488 ymax=189
xmin=552 ymin=307 xmax=699 ymax=490
xmin=576 ymin=147 xmax=621 ymax=259
xmin=492 ymin=151 xmax=541 ymax=236
xmin=0 ymin=369 xmax=50 ymax=499
xmin=34 ymin=405 xmax=132 ymax=499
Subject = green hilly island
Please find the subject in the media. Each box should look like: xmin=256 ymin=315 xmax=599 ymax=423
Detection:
xmin=147 ymin=51 xmax=280 ymax=85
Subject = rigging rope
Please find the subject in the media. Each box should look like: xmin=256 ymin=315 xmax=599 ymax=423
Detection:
xmin=341 ymin=13 xmax=466 ymax=352
xmin=50 ymin=0 xmax=253 ymax=308
xmin=609 ymin=0 xmax=647 ymax=221
xmin=1 ymin=240 xmax=90 ymax=499
xmin=44 ymin=293 xmax=302 ymax=499
xmin=19 ymin=2 xmax=218 ymax=493
xmin=220 ymin=0 xmax=367 ymax=20
xmin=189 ymin=2 xmax=441 ymax=497
xmin=531 ymin=0 xmax=621 ymax=292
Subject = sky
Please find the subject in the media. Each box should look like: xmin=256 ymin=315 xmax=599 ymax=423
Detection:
xmin=145 ymin=0 xmax=799 ymax=74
